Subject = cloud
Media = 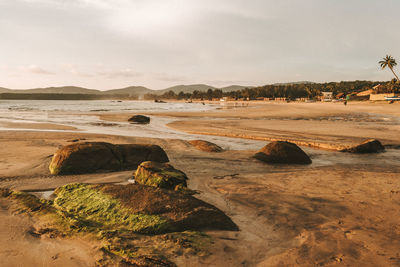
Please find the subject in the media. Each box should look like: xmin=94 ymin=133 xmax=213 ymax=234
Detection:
xmin=27 ymin=65 xmax=54 ymax=75
xmin=152 ymin=73 xmax=187 ymax=83
xmin=96 ymin=68 xmax=142 ymax=78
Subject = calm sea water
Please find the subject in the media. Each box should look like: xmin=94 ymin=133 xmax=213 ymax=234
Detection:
xmin=0 ymin=100 xmax=266 ymax=150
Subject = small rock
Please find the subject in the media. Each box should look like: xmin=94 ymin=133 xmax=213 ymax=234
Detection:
xmin=254 ymin=141 xmax=312 ymax=164
xmin=189 ymin=140 xmax=223 ymax=152
xmin=128 ymin=115 xmax=150 ymax=124
xmin=340 ymin=139 xmax=385 ymax=153
xmin=134 ymin=161 xmax=188 ymax=190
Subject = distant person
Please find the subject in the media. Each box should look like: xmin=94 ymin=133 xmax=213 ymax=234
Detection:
xmin=344 ymin=100 xmax=347 ymax=106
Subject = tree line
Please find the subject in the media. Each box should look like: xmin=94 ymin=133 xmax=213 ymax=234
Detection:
xmin=144 ymin=80 xmax=399 ymax=101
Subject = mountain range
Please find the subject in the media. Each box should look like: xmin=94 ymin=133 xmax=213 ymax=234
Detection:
xmin=0 ymin=84 xmax=251 ymax=96
xmin=0 ymin=82 xmax=314 ymax=97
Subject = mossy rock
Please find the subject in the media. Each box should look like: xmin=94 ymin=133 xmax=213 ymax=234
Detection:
xmin=340 ymin=139 xmax=385 ymax=153
xmin=189 ymin=140 xmax=223 ymax=152
xmin=134 ymin=161 xmax=188 ymax=190
xmin=49 ymin=142 xmax=169 ymax=175
xmin=3 ymin=186 xmax=224 ymax=266
xmin=98 ymin=183 xmax=238 ymax=232
xmin=54 ymin=183 xmax=172 ymax=234
xmin=254 ymin=141 xmax=312 ymax=164
xmin=54 ymin=183 xmax=238 ymax=233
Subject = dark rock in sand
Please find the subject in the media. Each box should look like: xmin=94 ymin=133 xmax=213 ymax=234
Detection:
xmin=340 ymin=139 xmax=385 ymax=153
xmin=254 ymin=141 xmax=312 ymax=164
xmin=134 ymin=161 xmax=188 ymax=190
xmin=49 ymin=142 xmax=169 ymax=175
xmin=128 ymin=115 xmax=150 ymax=124
xmin=189 ymin=140 xmax=223 ymax=152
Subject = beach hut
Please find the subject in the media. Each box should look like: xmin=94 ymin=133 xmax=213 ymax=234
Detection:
xmin=372 ymin=84 xmax=386 ymax=94
xmin=321 ymin=92 xmax=333 ymax=102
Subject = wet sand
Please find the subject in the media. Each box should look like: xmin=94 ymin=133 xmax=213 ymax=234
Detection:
xmin=0 ymin=101 xmax=400 ymax=266
xmin=98 ymin=101 xmax=400 ymax=150
xmin=0 ymin=198 xmax=100 ymax=267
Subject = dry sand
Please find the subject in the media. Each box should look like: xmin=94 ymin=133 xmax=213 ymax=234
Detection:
xmin=0 ymin=101 xmax=400 ymax=266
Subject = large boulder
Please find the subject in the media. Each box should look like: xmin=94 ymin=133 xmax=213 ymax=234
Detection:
xmin=134 ymin=161 xmax=188 ymax=190
xmin=340 ymin=139 xmax=385 ymax=153
xmin=128 ymin=115 xmax=150 ymax=124
xmin=54 ymin=183 xmax=238 ymax=233
xmin=49 ymin=142 xmax=169 ymax=175
xmin=189 ymin=140 xmax=223 ymax=152
xmin=254 ymin=141 xmax=312 ymax=164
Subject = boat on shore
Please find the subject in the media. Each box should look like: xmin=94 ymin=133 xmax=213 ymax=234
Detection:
xmin=384 ymin=96 xmax=400 ymax=101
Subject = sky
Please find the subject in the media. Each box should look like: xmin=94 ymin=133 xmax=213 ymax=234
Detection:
xmin=0 ymin=0 xmax=399 ymax=90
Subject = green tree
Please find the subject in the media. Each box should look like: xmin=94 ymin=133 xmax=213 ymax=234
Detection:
xmin=379 ymin=55 xmax=400 ymax=81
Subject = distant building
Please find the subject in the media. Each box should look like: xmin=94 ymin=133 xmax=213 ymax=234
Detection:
xmin=321 ymin=92 xmax=333 ymax=101
xmin=370 ymin=84 xmax=398 ymax=100
xmin=370 ymin=93 xmax=396 ymax=101
xmin=372 ymin=84 xmax=387 ymax=94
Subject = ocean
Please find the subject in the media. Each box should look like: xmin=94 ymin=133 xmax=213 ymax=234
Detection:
xmin=0 ymin=100 xmax=265 ymax=150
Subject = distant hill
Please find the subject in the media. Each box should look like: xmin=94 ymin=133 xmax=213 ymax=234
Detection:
xmin=0 ymin=84 xmax=253 ymax=97
xmin=7 ymin=86 xmax=101 ymax=94
xmin=101 ymin=86 xmax=152 ymax=96
xmin=0 ymin=87 xmax=12 ymax=93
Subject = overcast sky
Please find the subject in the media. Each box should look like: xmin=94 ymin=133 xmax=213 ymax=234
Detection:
xmin=0 ymin=0 xmax=399 ymax=90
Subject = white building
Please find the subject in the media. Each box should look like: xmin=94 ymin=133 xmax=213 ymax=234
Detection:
xmin=321 ymin=92 xmax=333 ymax=101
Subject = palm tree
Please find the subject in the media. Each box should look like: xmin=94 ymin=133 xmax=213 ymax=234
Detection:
xmin=379 ymin=55 xmax=400 ymax=81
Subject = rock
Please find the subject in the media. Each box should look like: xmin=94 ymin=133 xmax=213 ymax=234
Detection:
xmin=189 ymin=140 xmax=223 ymax=152
xmin=0 ymin=188 xmax=11 ymax=198
xmin=54 ymin=183 xmax=238 ymax=233
xmin=254 ymin=141 xmax=312 ymax=164
xmin=134 ymin=161 xmax=188 ymax=190
xmin=340 ymin=139 xmax=385 ymax=153
xmin=128 ymin=115 xmax=150 ymax=124
xmin=101 ymin=183 xmax=238 ymax=232
xmin=116 ymin=144 xmax=169 ymax=168
xmin=49 ymin=142 xmax=169 ymax=175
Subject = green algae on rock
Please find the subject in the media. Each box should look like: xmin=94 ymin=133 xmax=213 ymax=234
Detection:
xmin=54 ymin=183 xmax=238 ymax=233
xmin=134 ymin=161 xmax=188 ymax=190
xmin=0 ymin=188 xmax=209 ymax=267
xmin=98 ymin=183 xmax=239 ymax=232
xmin=54 ymin=183 xmax=172 ymax=234
xmin=49 ymin=142 xmax=169 ymax=175
xmin=0 ymin=184 xmax=238 ymax=266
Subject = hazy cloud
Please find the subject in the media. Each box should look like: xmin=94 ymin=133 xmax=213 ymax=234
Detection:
xmin=26 ymin=65 xmax=54 ymax=75
xmin=96 ymin=68 xmax=142 ymax=78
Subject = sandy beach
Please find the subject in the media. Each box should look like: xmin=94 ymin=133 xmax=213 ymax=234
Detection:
xmin=0 ymin=101 xmax=400 ymax=266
